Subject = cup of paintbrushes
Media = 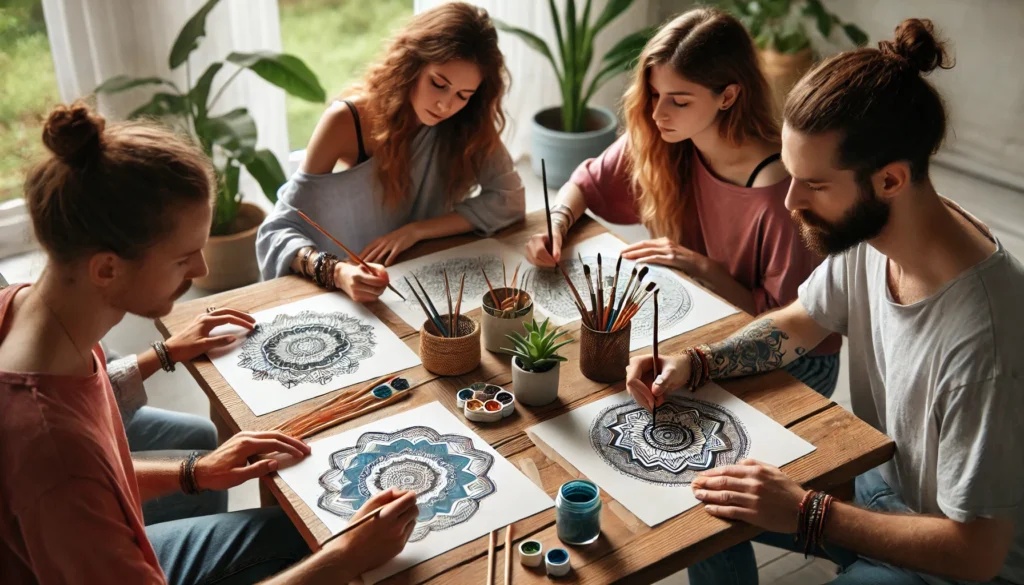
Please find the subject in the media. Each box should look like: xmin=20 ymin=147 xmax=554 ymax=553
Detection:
xmin=578 ymin=321 xmax=632 ymax=383
xmin=480 ymin=287 xmax=534 ymax=354
xmin=420 ymin=314 xmax=481 ymax=376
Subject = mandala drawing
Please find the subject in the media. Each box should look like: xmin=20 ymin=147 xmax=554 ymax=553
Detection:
xmin=527 ymin=256 xmax=692 ymax=338
xmin=318 ymin=426 xmax=496 ymax=541
xmin=237 ymin=310 xmax=376 ymax=388
xmin=590 ymin=395 xmax=749 ymax=486
xmin=396 ymin=254 xmax=505 ymax=315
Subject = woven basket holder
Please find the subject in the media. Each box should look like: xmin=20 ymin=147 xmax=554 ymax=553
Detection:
xmin=420 ymin=314 xmax=481 ymax=376
xmin=579 ymin=321 xmax=631 ymax=383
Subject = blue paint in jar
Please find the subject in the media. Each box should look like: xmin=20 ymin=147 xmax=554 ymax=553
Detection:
xmin=457 ymin=388 xmax=475 ymax=401
xmin=546 ymin=548 xmax=569 ymax=564
xmin=555 ymin=480 xmax=601 ymax=545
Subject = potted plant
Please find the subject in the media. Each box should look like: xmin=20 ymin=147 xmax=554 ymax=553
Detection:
xmin=496 ymin=1 xmax=654 ymax=186
xmin=95 ymin=0 xmax=326 ymax=291
xmin=503 ymin=318 xmax=573 ymax=407
xmin=708 ymin=0 xmax=868 ymax=110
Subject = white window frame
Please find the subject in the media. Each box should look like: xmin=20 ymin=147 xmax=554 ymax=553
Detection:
xmin=0 ymin=199 xmax=37 ymax=259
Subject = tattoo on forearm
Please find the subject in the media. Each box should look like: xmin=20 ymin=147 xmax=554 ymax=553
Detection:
xmin=706 ymin=318 xmax=805 ymax=379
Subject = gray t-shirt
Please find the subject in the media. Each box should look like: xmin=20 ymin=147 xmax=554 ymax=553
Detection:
xmin=798 ymin=212 xmax=1024 ymax=583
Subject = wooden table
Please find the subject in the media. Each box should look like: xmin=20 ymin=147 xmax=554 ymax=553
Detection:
xmin=158 ymin=211 xmax=894 ymax=584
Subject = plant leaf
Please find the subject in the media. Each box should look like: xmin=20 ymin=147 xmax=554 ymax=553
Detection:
xmin=842 ymin=23 xmax=868 ymax=46
xmin=190 ymin=62 xmax=224 ymax=122
xmin=495 ymin=21 xmax=563 ymax=83
xmin=197 ymin=107 xmax=257 ymax=155
xmin=95 ymin=75 xmax=177 ymax=94
xmin=211 ymin=162 xmax=241 ymax=236
xmin=169 ymin=0 xmax=222 ymax=70
xmin=127 ymin=92 xmax=189 ymax=120
xmin=226 ymin=52 xmax=326 ymax=102
xmin=802 ymin=0 xmax=833 ymax=38
xmin=590 ymin=0 xmax=635 ymax=37
xmin=548 ymin=0 xmax=567 ymax=74
xmin=241 ymin=149 xmax=286 ymax=204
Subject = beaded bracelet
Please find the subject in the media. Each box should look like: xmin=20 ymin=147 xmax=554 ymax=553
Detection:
xmin=300 ymin=248 xmax=315 ymax=277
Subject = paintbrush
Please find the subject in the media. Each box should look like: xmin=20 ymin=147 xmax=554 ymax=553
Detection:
xmin=453 ymin=272 xmax=466 ymax=335
xmin=404 ymin=276 xmax=449 ymax=337
xmin=443 ymin=269 xmax=453 ymax=336
xmin=479 ymin=262 xmax=501 ymax=310
xmin=606 ymin=255 xmax=623 ymax=330
xmin=611 ymin=281 xmax=655 ymax=332
xmin=296 ymin=210 xmax=406 ymax=301
xmin=504 ymin=524 xmax=513 ymax=585
xmin=487 ymin=529 xmax=497 ymax=585
xmin=320 ymin=505 xmax=385 ymax=548
xmin=582 ymin=264 xmax=598 ymax=327
xmin=653 ymin=289 xmax=660 ymax=417
xmin=412 ymin=275 xmax=449 ymax=337
xmin=615 ymin=282 xmax=658 ymax=331
xmin=558 ymin=263 xmax=594 ymax=328
xmin=596 ymin=253 xmax=605 ymax=329
xmin=608 ymin=266 xmax=637 ymax=331
xmin=542 ymin=159 xmax=554 ymax=258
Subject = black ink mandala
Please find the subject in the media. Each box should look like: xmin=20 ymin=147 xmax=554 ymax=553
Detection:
xmin=527 ymin=256 xmax=691 ymax=340
xmin=237 ymin=310 xmax=376 ymax=388
xmin=397 ymin=254 xmax=505 ymax=315
xmin=590 ymin=395 xmax=749 ymax=486
xmin=318 ymin=426 xmax=495 ymax=541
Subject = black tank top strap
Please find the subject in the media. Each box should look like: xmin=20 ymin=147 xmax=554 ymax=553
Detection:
xmin=745 ymin=152 xmax=782 ymax=188
xmin=340 ymin=99 xmax=369 ymax=164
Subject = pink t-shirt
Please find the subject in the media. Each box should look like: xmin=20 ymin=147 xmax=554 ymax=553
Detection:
xmin=571 ymin=136 xmax=841 ymax=356
xmin=0 ymin=284 xmax=165 ymax=584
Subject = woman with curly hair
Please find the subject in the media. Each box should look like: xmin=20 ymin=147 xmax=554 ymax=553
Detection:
xmin=258 ymin=2 xmax=525 ymax=302
xmin=524 ymin=7 xmax=841 ymax=397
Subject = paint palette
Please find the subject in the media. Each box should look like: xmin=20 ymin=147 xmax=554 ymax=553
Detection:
xmin=456 ymin=382 xmax=515 ymax=422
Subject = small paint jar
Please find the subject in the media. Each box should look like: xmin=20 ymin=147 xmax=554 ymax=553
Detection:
xmin=456 ymin=388 xmax=474 ymax=408
xmin=545 ymin=548 xmax=571 ymax=577
xmin=484 ymin=399 xmax=502 ymax=413
xmin=465 ymin=399 xmax=484 ymax=412
xmin=555 ymin=480 xmax=602 ymax=545
xmin=518 ymin=540 xmax=543 ymax=567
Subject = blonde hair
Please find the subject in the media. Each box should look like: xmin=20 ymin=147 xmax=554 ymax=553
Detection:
xmin=623 ymin=8 xmax=779 ymax=242
xmin=342 ymin=2 xmax=508 ymax=210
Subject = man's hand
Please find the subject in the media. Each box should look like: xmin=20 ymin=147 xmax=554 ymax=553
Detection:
xmin=193 ymin=431 xmax=311 ymax=491
xmin=323 ymin=488 xmax=419 ymax=576
xmin=165 ymin=308 xmax=255 ymax=363
xmin=625 ymin=353 xmax=694 ymax=411
xmin=692 ymin=459 xmax=807 ymax=533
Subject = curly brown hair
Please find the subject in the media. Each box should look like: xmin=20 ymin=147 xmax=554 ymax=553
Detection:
xmin=342 ymin=2 xmax=508 ymax=210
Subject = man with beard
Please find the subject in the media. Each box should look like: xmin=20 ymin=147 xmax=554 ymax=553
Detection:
xmin=626 ymin=18 xmax=1024 ymax=585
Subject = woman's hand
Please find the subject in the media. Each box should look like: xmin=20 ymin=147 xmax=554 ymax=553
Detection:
xmin=621 ymin=237 xmax=711 ymax=277
xmin=322 ymin=488 xmax=419 ymax=575
xmin=525 ymin=228 xmax=564 ymax=268
xmin=625 ymin=353 xmax=693 ymax=411
xmin=165 ymin=308 xmax=256 ymax=364
xmin=193 ymin=431 xmax=311 ymax=491
xmin=360 ymin=224 xmax=423 ymax=267
xmin=335 ymin=262 xmax=390 ymax=303
xmin=692 ymin=459 xmax=808 ymax=534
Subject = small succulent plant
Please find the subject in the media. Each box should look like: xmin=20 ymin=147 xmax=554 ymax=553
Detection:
xmin=503 ymin=318 xmax=573 ymax=373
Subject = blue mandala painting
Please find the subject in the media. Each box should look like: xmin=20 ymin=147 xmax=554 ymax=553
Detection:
xmin=590 ymin=395 xmax=749 ymax=486
xmin=318 ymin=426 xmax=496 ymax=541
xmin=237 ymin=310 xmax=376 ymax=388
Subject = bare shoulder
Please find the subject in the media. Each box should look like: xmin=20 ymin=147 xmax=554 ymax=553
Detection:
xmin=301 ymin=99 xmax=365 ymax=174
xmin=750 ymin=157 xmax=789 ymax=187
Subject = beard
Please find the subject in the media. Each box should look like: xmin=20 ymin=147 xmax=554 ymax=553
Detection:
xmin=792 ymin=178 xmax=891 ymax=256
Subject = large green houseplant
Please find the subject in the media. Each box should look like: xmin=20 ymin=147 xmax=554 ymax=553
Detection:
xmin=95 ymin=0 xmax=326 ymax=290
xmin=496 ymin=0 xmax=654 ymax=186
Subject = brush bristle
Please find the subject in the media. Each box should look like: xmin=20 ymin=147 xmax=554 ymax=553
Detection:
xmin=637 ymin=266 xmax=649 ymax=279
xmin=646 ymin=282 xmax=656 ymax=291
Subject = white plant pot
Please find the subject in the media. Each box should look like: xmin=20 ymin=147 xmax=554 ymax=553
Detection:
xmin=512 ymin=357 xmax=560 ymax=407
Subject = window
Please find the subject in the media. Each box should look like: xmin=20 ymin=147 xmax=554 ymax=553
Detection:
xmin=278 ymin=0 xmax=412 ymax=151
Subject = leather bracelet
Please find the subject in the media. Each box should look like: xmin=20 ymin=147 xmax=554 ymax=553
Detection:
xmin=300 ymin=248 xmax=315 ymax=277
xmin=151 ymin=341 xmax=175 ymax=372
xmin=179 ymin=451 xmax=203 ymax=495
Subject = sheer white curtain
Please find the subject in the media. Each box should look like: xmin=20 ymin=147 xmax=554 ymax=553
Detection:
xmin=41 ymin=0 xmax=289 ymax=208
xmin=413 ymin=0 xmax=655 ymax=161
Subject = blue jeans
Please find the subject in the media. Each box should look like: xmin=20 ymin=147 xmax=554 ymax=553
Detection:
xmin=147 ymin=506 xmax=310 ymax=585
xmin=688 ymin=468 xmax=990 ymax=585
xmin=126 ymin=406 xmax=228 ymax=525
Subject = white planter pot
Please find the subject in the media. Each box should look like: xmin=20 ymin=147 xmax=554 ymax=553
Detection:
xmin=512 ymin=357 xmax=560 ymax=407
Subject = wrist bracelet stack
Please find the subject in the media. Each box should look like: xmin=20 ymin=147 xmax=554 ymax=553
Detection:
xmin=551 ymin=204 xmax=576 ymax=237
xmin=796 ymin=490 xmax=834 ymax=557
xmin=152 ymin=341 xmax=175 ymax=372
xmin=179 ymin=450 xmax=203 ymax=495
xmin=310 ymin=252 xmax=339 ymax=290
xmin=683 ymin=344 xmax=711 ymax=391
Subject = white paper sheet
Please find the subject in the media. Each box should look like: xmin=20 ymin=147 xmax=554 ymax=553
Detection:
xmin=379 ymin=238 xmax=529 ymax=330
xmin=278 ymin=402 xmax=554 ymax=584
xmin=207 ymin=292 xmax=421 ymax=416
xmin=528 ymin=384 xmax=815 ymax=526
xmin=526 ymin=233 xmax=738 ymax=351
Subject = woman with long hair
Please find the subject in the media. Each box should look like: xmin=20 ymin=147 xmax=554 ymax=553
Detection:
xmin=524 ymin=7 xmax=841 ymax=397
xmin=258 ymin=2 xmax=525 ymax=302
xmin=0 ymin=103 xmax=417 ymax=584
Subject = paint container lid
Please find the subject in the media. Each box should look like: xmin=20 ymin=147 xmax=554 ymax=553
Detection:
xmin=519 ymin=540 xmax=544 ymax=567
xmin=545 ymin=548 xmax=571 ymax=577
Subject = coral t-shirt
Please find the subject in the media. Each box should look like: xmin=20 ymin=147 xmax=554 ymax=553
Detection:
xmin=570 ymin=136 xmax=841 ymax=356
xmin=0 ymin=284 xmax=165 ymax=584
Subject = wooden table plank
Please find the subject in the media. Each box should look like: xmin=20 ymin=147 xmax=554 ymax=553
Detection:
xmin=157 ymin=210 xmax=894 ymax=583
